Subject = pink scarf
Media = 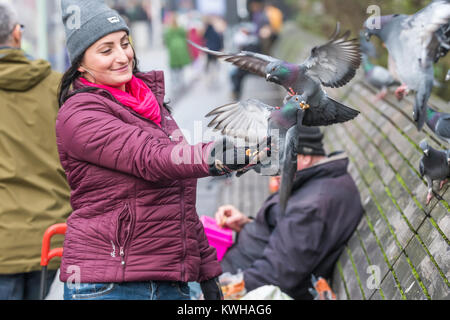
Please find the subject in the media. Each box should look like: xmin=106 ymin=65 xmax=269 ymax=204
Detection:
xmin=80 ymin=76 xmax=161 ymax=127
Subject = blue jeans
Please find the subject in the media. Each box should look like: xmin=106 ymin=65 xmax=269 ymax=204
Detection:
xmin=0 ymin=270 xmax=57 ymax=300
xmin=63 ymin=280 xmax=191 ymax=300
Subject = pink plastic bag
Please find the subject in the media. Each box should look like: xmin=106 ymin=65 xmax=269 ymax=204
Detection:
xmin=200 ymin=216 xmax=234 ymax=261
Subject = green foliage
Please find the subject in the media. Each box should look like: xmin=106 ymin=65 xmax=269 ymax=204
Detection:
xmin=286 ymin=0 xmax=450 ymax=101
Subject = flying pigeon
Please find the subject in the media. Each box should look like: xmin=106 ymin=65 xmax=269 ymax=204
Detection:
xmin=425 ymin=105 xmax=450 ymax=144
xmin=419 ymin=139 xmax=450 ymax=204
xmin=363 ymin=0 xmax=450 ymax=130
xmin=361 ymin=53 xmax=400 ymax=100
xmin=206 ymin=95 xmax=332 ymax=214
xmin=188 ymin=22 xmax=361 ymax=127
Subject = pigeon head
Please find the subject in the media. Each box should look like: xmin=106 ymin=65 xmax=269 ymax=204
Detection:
xmin=286 ymin=95 xmax=307 ymax=109
xmin=419 ymin=139 xmax=430 ymax=156
xmin=363 ymin=14 xmax=401 ymax=41
xmin=271 ymin=95 xmax=306 ymax=129
xmin=265 ymin=61 xmax=297 ymax=85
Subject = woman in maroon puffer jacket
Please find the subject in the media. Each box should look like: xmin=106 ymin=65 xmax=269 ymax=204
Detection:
xmin=56 ymin=0 xmax=255 ymax=300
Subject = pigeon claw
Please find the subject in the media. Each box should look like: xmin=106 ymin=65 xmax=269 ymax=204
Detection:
xmin=288 ymin=87 xmax=296 ymax=96
xmin=300 ymin=101 xmax=310 ymax=110
xmin=426 ymin=191 xmax=433 ymax=205
xmin=394 ymin=84 xmax=409 ymax=101
xmin=439 ymin=179 xmax=448 ymax=190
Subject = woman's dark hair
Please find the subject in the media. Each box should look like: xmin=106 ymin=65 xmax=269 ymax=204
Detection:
xmin=58 ymin=46 xmax=141 ymax=108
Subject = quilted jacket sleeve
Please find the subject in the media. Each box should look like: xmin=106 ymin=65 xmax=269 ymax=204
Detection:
xmin=56 ymin=94 xmax=213 ymax=182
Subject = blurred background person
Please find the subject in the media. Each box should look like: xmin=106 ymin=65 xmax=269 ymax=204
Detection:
xmin=187 ymin=20 xmax=205 ymax=80
xmin=163 ymin=12 xmax=191 ymax=94
xmin=0 ymin=1 xmax=71 ymax=300
xmin=203 ymin=16 xmax=224 ymax=87
xmin=248 ymin=0 xmax=270 ymax=54
xmin=264 ymin=1 xmax=283 ymax=53
xmin=230 ymin=22 xmax=258 ymax=100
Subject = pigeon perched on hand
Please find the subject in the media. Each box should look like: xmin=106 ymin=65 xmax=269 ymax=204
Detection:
xmin=425 ymin=105 xmax=450 ymax=144
xmin=363 ymin=0 xmax=450 ymax=131
xmin=206 ymin=95 xmax=338 ymax=214
xmin=189 ymin=22 xmax=361 ymax=126
xmin=419 ymin=139 xmax=450 ymax=204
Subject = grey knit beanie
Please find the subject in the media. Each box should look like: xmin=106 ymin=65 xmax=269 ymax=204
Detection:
xmin=61 ymin=0 xmax=130 ymax=64
xmin=295 ymin=126 xmax=326 ymax=156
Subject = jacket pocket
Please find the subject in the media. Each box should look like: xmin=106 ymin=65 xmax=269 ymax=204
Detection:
xmin=114 ymin=202 xmax=134 ymax=267
xmin=70 ymin=283 xmax=115 ymax=300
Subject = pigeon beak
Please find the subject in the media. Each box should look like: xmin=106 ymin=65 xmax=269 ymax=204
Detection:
xmin=424 ymin=149 xmax=429 ymax=156
xmin=267 ymin=75 xmax=280 ymax=84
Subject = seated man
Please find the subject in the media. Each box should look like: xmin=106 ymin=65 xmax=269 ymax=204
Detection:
xmin=215 ymin=126 xmax=364 ymax=300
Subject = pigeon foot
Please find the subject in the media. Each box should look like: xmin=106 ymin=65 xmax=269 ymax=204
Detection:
xmin=395 ymin=84 xmax=409 ymax=101
xmin=374 ymin=88 xmax=388 ymax=102
xmin=426 ymin=191 xmax=433 ymax=205
xmin=288 ymin=87 xmax=296 ymax=96
xmin=439 ymin=179 xmax=448 ymax=190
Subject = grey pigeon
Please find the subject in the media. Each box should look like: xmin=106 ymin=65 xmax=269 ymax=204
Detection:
xmin=434 ymin=19 xmax=450 ymax=63
xmin=206 ymin=95 xmax=310 ymax=215
xmin=425 ymin=105 xmax=450 ymax=144
xmin=189 ymin=22 xmax=361 ymax=127
xmin=363 ymin=0 xmax=450 ymax=130
xmin=359 ymin=30 xmax=378 ymax=58
xmin=419 ymin=139 xmax=450 ymax=204
xmin=362 ymin=53 xmax=400 ymax=100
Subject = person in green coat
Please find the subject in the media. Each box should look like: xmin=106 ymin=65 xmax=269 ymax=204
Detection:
xmin=163 ymin=14 xmax=191 ymax=93
xmin=0 ymin=3 xmax=71 ymax=300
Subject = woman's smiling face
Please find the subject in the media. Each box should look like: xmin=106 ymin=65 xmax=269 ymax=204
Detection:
xmin=78 ymin=31 xmax=134 ymax=90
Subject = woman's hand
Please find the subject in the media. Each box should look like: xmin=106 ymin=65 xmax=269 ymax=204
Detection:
xmin=215 ymin=205 xmax=251 ymax=232
xmin=208 ymin=137 xmax=271 ymax=176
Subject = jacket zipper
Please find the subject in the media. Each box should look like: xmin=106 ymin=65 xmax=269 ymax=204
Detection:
xmin=115 ymin=203 xmax=133 ymax=269
xmin=180 ymin=180 xmax=186 ymax=282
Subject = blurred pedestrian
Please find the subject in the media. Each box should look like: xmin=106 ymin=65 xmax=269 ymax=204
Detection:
xmin=203 ymin=17 xmax=224 ymax=86
xmin=163 ymin=13 xmax=191 ymax=93
xmin=141 ymin=0 xmax=153 ymax=47
xmin=248 ymin=0 xmax=271 ymax=54
xmin=264 ymin=2 xmax=283 ymax=51
xmin=0 ymin=2 xmax=71 ymax=300
xmin=230 ymin=23 xmax=259 ymax=100
xmin=187 ymin=22 xmax=205 ymax=79
xmin=187 ymin=23 xmax=204 ymax=62
xmin=57 ymin=0 xmax=265 ymax=300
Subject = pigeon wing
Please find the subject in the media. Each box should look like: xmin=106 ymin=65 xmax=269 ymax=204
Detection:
xmin=187 ymin=40 xmax=279 ymax=78
xmin=436 ymin=114 xmax=450 ymax=139
xmin=205 ymin=99 xmax=274 ymax=143
xmin=419 ymin=158 xmax=425 ymax=177
xmin=302 ymin=22 xmax=361 ymax=88
xmin=403 ymin=1 xmax=450 ymax=64
xmin=404 ymin=0 xmax=450 ymax=35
